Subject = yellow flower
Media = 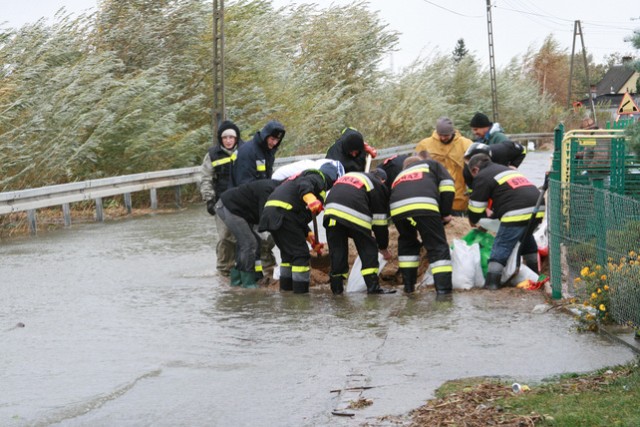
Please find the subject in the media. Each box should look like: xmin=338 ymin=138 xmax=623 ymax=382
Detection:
xmin=589 ymin=272 xmax=596 ymax=278
xmin=629 ymin=250 xmax=637 ymax=258
xmin=595 ymin=265 xmax=602 ymax=271
xmin=591 ymin=293 xmax=597 ymax=300
xmin=600 ymin=275 xmax=607 ymax=281
xmin=597 ymin=288 xmax=602 ymax=294
xmin=604 ymin=285 xmax=609 ymax=291
xmin=599 ymin=304 xmax=606 ymax=312
xmin=574 ymin=277 xmax=582 ymax=283
xmin=583 ymin=301 xmax=589 ymax=307
xmin=581 ymin=266 xmax=590 ymax=277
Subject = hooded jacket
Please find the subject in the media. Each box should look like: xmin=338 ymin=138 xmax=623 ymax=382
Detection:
xmin=231 ymin=120 xmax=285 ymax=187
xmin=325 ymin=128 xmax=367 ymax=173
xmin=415 ymin=130 xmax=472 ymax=211
xmin=219 ymin=179 xmax=281 ymax=225
xmin=199 ymin=120 xmax=242 ymax=202
xmin=480 ymin=123 xmax=508 ymax=146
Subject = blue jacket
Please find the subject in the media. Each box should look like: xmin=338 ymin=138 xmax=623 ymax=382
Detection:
xmin=231 ymin=120 xmax=285 ymax=187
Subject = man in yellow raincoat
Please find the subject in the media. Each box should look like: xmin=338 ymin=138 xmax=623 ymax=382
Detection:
xmin=415 ymin=117 xmax=472 ymax=215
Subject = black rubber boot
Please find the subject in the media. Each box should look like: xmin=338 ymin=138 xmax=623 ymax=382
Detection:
xmin=434 ymin=272 xmax=452 ymax=295
xmin=330 ymin=275 xmax=344 ymax=295
xmin=483 ymin=272 xmax=502 ymax=290
xmin=401 ymin=268 xmax=417 ymax=293
xmin=292 ymin=280 xmax=309 ymax=294
xmin=279 ymin=276 xmax=293 ymax=291
xmin=364 ymin=275 xmax=396 ymax=294
xmin=523 ymin=253 xmax=539 ymax=274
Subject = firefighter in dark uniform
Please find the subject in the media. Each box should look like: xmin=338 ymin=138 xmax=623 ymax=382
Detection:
xmin=467 ymin=153 xmax=543 ymax=290
xmin=217 ymin=179 xmax=281 ymax=288
xmin=325 ymin=127 xmax=378 ymax=173
xmin=389 ymin=155 xmax=455 ymax=294
xmin=199 ymin=120 xmax=243 ymax=276
xmin=463 ymin=140 xmax=527 ymax=189
xmin=323 ymin=169 xmax=395 ymax=295
xmin=231 ymin=120 xmax=285 ymax=187
xmin=258 ymin=163 xmax=339 ymax=293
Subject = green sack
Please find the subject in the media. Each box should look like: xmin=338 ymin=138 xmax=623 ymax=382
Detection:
xmin=461 ymin=229 xmax=495 ymax=277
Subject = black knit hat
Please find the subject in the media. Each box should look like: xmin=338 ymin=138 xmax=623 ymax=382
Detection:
xmin=470 ymin=112 xmax=492 ymax=128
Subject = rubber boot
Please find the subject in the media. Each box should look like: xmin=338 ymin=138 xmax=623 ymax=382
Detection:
xmin=434 ymin=272 xmax=452 ymax=295
xmin=483 ymin=272 xmax=502 ymax=290
xmin=240 ymin=271 xmax=258 ymax=289
xmin=292 ymin=280 xmax=309 ymax=294
xmin=279 ymin=276 xmax=293 ymax=291
xmin=523 ymin=253 xmax=539 ymax=275
xmin=330 ymin=275 xmax=344 ymax=295
xmin=364 ymin=275 xmax=396 ymax=294
xmin=229 ymin=267 xmax=242 ymax=287
xmin=401 ymin=268 xmax=417 ymax=293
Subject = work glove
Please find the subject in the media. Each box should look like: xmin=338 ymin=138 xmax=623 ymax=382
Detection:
xmin=306 ymin=231 xmax=316 ymax=246
xmin=312 ymin=242 xmax=325 ymax=256
xmin=206 ymin=199 xmax=217 ymax=216
xmin=363 ymin=142 xmax=378 ymax=159
xmin=303 ymin=193 xmax=323 ymax=214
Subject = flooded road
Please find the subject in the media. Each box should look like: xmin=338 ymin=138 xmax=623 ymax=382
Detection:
xmin=1 ymin=151 xmax=636 ymax=427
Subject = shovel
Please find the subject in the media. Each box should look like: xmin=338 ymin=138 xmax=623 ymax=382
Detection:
xmin=309 ymin=213 xmax=331 ymax=271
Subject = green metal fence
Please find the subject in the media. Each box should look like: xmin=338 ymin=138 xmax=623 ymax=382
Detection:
xmin=548 ymin=121 xmax=640 ymax=329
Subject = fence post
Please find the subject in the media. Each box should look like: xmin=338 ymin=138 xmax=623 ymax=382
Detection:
xmin=95 ymin=198 xmax=104 ymax=222
xmin=62 ymin=203 xmax=71 ymax=227
xmin=124 ymin=193 xmax=132 ymax=214
xmin=549 ymin=124 xmax=564 ymax=299
xmin=174 ymin=186 xmax=182 ymax=208
xmin=27 ymin=209 xmax=37 ymax=235
xmin=150 ymin=189 xmax=158 ymax=210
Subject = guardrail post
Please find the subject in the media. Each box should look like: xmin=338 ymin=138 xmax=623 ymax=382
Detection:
xmin=174 ymin=186 xmax=182 ymax=208
xmin=150 ymin=189 xmax=158 ymax=210
xmin=95 ymin=198 xmax=104 ymax=222
xmin=124 ymin=193 xmax=132 ymax=214
xmin=62 ymin=203 xmax=71 ymax=227
xmin=27 ymin=209 xmax=37 ymax=235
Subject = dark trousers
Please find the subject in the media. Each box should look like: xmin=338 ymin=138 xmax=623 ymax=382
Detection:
xmin=326 ymin=221 xmax=379 ymax=279
xmin=216 ymin=202 xmax=261 ymax=273
xmin=395 ymin=215 xmax=452 ymax=282
xmin=271 ymin=215 xmax=311 ymax=284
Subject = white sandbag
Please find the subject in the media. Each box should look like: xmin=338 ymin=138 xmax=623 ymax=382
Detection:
xmin=419 ymin=266 xmax=434 ymax=287
xmin=346 ymin=254 xmax=387 ymax=293
xmin=512 ymin=264 xmax=539 ymax=284
xmin=501 ymin=243 xmax=520 ymax=283
xmin=533 ymin=217 xmax=548 ymax=250
xmin=451 ymin=239 xmax=484 ymax=289
xmin=477 ymin=218 xmax=500 ymax=234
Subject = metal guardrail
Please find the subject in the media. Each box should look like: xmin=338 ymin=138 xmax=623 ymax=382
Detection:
xmin=0 ymin=134 xmax=553 ymax=233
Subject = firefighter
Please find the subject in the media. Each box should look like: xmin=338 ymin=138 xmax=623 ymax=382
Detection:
xmin=466 ymin=153 xmax=543 ymax=290
xmin=325 ymin=127 xmax=378 ymax=173
xmin=463 ymin=140 xmax=527 ymax=189
xmin=216 ymin=179 xmax=281 ymax=288
xmin=323 ymin=169 xmax=395 ymax=295
xmin=231 ymin=120 xmax=285 ymax=187
xmin=389 ymin=154 xmax=455 ymax=295
xmin=258 ymin=163 xmax=339 ymax=293
xmin=199 ymin=120 xmax=243 ymax=276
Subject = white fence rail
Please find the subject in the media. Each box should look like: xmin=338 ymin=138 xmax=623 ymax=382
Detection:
xmin=0 ymin=134 xmax=552 ymax=234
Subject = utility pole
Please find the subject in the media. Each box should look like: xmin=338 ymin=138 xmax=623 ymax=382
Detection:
xmin=486 ymin=0 xmax=499 ymax=122
xmin=567 ymin=20 xmax=595 ymax=122
xmin=212 ymin=0 xmax=225 ymax=139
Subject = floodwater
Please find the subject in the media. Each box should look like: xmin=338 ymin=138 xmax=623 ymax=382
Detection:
xmin=1 ymin=151 xmax=636 ymax=427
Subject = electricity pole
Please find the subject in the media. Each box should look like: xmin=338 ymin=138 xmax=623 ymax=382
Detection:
xmin=486 ymin=0 xmax=499 ymax=122
xmin=567 ymin=20 xmax=595 ymax=122
xmin=212 ymin=0 xmax=225 ymax=139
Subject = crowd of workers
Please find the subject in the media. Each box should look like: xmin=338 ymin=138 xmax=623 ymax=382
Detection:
xmin=199 ymin=112 xmax=544 ymax=296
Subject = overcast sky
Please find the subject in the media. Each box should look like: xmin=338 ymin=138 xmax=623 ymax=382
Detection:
xmin=2 ymin=0 xmax=639 ymax=71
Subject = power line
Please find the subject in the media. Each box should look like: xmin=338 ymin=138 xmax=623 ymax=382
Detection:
xmin=418 ymin=0 xmax=483 ymax=18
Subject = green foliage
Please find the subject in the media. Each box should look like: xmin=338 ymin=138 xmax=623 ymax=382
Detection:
xmin=0 ymin=1 xmax=636 ymax=191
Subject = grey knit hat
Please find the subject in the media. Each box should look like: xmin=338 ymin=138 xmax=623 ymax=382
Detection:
xmin=436 ymin=117 xmax=454 ymax=135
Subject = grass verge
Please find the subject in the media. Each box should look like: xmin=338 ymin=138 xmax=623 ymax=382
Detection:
xmin=405 ymin=360 xmax=640 ymax=426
